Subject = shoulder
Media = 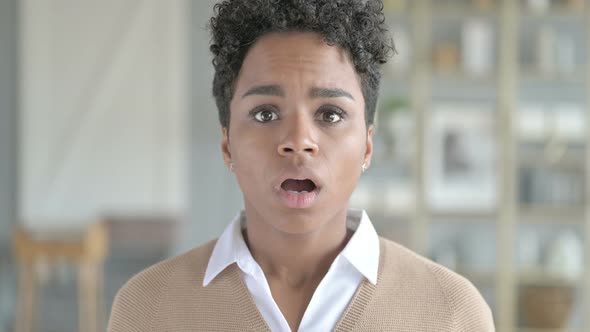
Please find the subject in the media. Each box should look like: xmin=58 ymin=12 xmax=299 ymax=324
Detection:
xmin=379 ymin=237 xmax=495 ymax=331
xmin=107 ymin=239 xmax=218 ymax=332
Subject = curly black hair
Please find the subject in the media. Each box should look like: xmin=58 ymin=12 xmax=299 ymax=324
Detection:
xmin=209 ymin=0 xmax=394 ymax=129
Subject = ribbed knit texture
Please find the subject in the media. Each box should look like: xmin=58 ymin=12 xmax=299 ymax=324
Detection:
xmin=108 ymin=238 xmax=495 ymax=331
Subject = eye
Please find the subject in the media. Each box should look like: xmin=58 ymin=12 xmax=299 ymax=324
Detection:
xmin=318 ymin=107 xmax=345 ymax=124
xmin=252 ymin=108 xmax=279 ymax=123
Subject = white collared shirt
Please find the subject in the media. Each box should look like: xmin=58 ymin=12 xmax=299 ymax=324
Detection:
xmin=203 ymin=209 xmax=380 ymax=332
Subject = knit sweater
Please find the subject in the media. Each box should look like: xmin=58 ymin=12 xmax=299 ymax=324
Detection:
xmin=108 ymin=237 xmax=495 ymax=331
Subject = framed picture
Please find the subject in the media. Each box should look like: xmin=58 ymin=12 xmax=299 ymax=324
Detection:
xmin=427 ymin=104 xmax=497 ymax=212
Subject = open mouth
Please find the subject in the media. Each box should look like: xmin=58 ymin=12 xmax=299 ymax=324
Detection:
xmin=277 ymin=177 xmax=320 ymax=209
xmin=280 ymin=179 xmax=317 ymax=193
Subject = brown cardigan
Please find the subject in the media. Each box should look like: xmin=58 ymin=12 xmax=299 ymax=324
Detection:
xmin=108 ymin=237 xmax=495 ymax=331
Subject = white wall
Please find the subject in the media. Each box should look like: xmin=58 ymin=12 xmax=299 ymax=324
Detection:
xmin=179 ymin=0 xmax=243 ymax=251
xmin=0 ymin=0 xmax=18 ymax=242
xmin=19 ymin=0 xmax=188 ymax=227
xmin=16 ymin=0 xmax=242 ymax=247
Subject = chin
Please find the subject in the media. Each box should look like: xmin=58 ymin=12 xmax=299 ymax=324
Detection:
xmin=268 ymin=205 xmax=345 ymax=236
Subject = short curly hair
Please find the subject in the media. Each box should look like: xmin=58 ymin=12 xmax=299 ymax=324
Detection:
xmin=209 ymin=0 xmax=394 ymax=129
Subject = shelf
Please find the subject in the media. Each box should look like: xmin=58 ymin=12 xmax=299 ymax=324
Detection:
xmin=518 ymin=206 xmax=585 ymax=224
xmin=379 ymin=1 xmax=590 ymax=331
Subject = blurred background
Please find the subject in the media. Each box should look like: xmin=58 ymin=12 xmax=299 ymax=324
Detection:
xmin=0 ymin=0 xmax=589 ymax=331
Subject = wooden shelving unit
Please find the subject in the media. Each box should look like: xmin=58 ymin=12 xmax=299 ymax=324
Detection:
xmin=350 ymin=0 xmax=590 ymax=331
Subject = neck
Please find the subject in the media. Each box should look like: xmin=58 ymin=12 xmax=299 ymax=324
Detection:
xmin=243 ymin=208 xmax=351 ymax=288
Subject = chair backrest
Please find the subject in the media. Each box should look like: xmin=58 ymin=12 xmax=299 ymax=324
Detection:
xmin=12 ymin=222 xmax=109 ymax=265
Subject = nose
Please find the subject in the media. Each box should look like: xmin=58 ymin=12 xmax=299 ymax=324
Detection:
xmin=277 ymin=114 xmax=319 ymax=157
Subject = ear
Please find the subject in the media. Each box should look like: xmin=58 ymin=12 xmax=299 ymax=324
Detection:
xmin=363 ymin=125 xmax=374 ymax=168
xmin=221 ymin=127 xmax=232 ymax=167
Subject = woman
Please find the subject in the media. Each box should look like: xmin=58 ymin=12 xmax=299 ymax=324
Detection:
xmin=108 ymin=0 xmax=494 ymax=331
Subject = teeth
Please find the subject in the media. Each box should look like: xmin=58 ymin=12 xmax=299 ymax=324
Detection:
xmin=287 ymin=190 xmax=309 ymax=194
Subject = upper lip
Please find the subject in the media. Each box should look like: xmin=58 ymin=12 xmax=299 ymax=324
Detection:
xmin=275 ymin=168 xmax=323 ymax=192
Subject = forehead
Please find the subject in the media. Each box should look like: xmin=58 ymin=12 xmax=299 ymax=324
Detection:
xmin=236 ymin=32 xmax=360 ymax=92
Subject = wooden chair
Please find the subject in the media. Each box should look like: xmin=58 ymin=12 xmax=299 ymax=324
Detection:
xmin=12 ymin=222 xmax=108 ymax=332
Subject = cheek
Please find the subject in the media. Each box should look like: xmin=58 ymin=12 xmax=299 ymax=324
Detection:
xmin=323 ymin=134 xmax=365 ymax=185
xmin=230 ymin=129 xmax=275 ymax=186
xmin=230 ymin=124 xmax=267 ymax=160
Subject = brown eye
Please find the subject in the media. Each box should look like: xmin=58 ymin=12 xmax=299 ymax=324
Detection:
xmin=254 ymin=109 xmax=278 ymax=122
xmin=321 ymin=109 xmax=343 ymax=123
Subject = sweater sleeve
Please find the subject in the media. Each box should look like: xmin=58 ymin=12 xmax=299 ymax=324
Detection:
xmin=430 ymin=264 xmax=496 ymax=332
xmin=107 ymin=264 xmax=171 ymax=332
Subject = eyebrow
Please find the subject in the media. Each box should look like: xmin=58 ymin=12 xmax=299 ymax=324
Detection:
xmin=241 ymin=84 xmax=355 ymax=101
xmin=242 ymin=85 xmax=285 ymax=98
xmin=309 ymin=87 xmax=355 ymax=101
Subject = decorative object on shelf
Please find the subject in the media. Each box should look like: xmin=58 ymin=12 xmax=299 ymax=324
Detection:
xmin=462 ymin=18 xmax=494 ymax=77
xmin=433 ymin=42 xmax=460 ymax=74
xmin=555 ymin=104 xmax=585 ymax=143
xmin=541 ymin=104 xmax=585 ymax=164
xmin=427 ymin=105 xmax=497 ymax=212
xmin=518 ymin=104 xmax=547 ymax=142
xmin=542 ymin=134 xmax=568 ymax=164
xmin=527 ymin=0 xmax=551 ymax=14
xmin=473 ymin=0 xmax=494 ymax=10
xmin=544 ymin=230 xmax=584 ymax=281
xmin=520 ymin=285 xmax=575 ymax=328
xmin=518 ymin=104 xmax=587 ymax=145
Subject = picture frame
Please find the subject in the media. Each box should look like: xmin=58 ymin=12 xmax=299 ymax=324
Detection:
xmin=427 ymin=104 xmax=498 ymax=212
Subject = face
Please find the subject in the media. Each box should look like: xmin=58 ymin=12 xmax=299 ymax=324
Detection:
xmin=222 ymin=32 xmax=373 ymax=235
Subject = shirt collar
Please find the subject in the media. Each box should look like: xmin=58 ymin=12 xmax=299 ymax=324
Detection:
xmin=203 ymin=209 xmax=380 ymax=287
xmin=340 ymin=209 xmax=380 ymax=285
xmin=203 ymin=211 xmax=249 ymax=287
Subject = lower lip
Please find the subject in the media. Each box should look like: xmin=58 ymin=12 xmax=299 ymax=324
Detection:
xmin=278 ymin=188 xmax=319 ymax=209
